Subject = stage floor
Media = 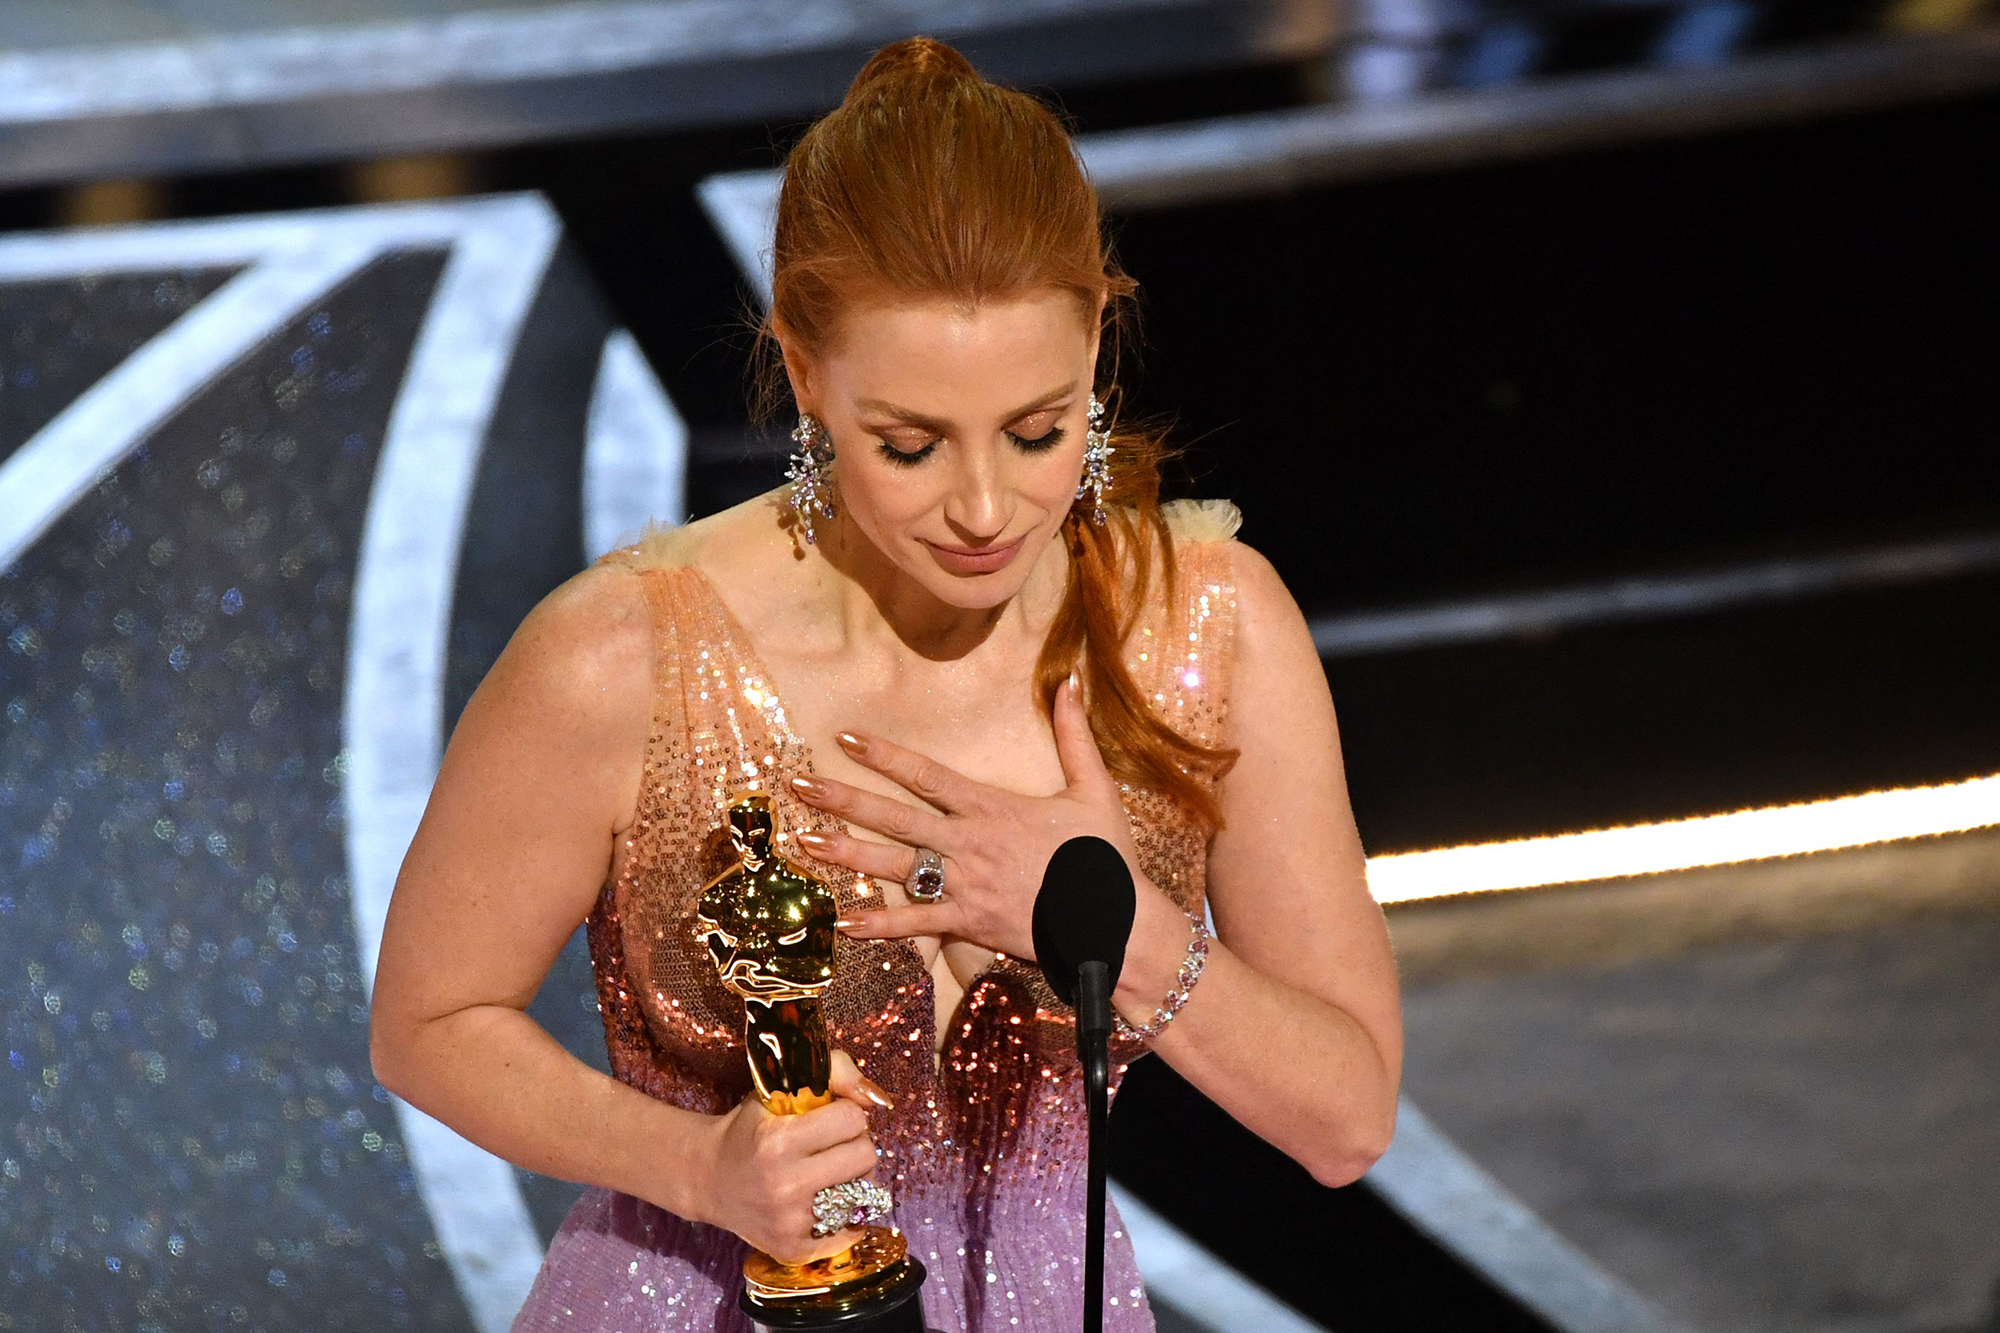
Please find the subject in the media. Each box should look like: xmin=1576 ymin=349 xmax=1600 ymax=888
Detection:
xmin=1395 ymin=842 xmax=2000 ymax=1333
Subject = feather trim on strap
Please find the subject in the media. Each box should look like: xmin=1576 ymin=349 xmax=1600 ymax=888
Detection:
xmin=1160 ymin=498 xmax=1242 ymax=545
xmin=599 ymin=520 xmax=694 ymax=572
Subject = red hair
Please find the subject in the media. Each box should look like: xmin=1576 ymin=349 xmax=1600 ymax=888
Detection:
xmin=763 ymin=37 xmax=1236 ymax=827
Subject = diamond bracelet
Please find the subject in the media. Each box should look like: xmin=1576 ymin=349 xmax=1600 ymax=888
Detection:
xmin=1115 ymin=913 xmax=1211 ymax=1043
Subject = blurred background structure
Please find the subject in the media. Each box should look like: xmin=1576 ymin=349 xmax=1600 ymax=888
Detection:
xmin=3 ymin=3 xmax=1998 ymax=1332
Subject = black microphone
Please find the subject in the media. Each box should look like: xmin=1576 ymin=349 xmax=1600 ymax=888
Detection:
xmin=1032 ymin=835 xmax=1135 ymax=1333
xmin=1032 ymin=835 xmax=1136 ymax=1006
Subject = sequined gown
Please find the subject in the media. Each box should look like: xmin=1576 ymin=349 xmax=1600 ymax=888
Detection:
xmin=513 ymin=506 xmax=1239 ymax=1333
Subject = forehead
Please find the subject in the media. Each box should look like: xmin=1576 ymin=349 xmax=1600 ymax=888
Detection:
xmin=819 ymin=291 xmax=1093 ymax=407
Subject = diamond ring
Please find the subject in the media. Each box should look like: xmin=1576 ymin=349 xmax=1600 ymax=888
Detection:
xmin=905 ymin=848 xmax=946 ymax=903
xmin=811 ymin=1178 xmax=894 ymax=1238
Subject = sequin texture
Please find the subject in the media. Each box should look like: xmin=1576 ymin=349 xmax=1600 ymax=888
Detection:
xmin=514 ymin=526 xmax=1238 ymax=1333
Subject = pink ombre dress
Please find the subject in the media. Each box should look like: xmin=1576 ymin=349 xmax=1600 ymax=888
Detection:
xmin=513 ymin=505 xmax=1240 ymax=1332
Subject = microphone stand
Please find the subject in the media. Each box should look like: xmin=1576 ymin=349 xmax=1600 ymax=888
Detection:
xmin=1076 ymin=960 xmax=1113 ymax=1333
xmin=1032 ymin=834 xmax=1135 ymax=1333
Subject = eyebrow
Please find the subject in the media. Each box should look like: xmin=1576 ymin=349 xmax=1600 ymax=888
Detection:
xmin=856 ymin=383 xmax=1075 ymax=430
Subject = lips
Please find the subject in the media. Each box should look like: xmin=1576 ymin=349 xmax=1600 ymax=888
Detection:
xmin=924 ymin=534 xmax=1026 ymax=576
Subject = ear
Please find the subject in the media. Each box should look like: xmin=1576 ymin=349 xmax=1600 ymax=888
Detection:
xmin=774 ymin=321 xmax=818 ymax=414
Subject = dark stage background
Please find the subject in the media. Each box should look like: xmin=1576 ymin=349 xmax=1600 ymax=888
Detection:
xmin=5 ymin=5 xmax=1999 ymax=1332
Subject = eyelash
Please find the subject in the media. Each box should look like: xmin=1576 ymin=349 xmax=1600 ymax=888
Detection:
xmin=875 ymin=424 xmax=1066 ymax=468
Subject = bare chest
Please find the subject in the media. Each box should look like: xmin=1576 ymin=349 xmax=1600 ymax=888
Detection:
xmin=754 ymin=653 xmax=1065 ymax=1022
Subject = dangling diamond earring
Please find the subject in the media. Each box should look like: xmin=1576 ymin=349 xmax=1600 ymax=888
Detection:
xmin=786 ymin=412 xmax=837 ymax=545
xmin=1076 ymin=394 xmax=1114 ymax=525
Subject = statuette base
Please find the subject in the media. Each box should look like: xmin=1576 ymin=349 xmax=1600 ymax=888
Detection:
xmin=742 ymin=1231 xmax=928 ymax=1330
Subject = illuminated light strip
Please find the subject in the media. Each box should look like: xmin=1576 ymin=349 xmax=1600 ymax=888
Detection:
xmin=1365 ymin=773 xmax=2000 ymax=905
xmin=1309 ymin=532 xmax=2000 ymax=657
xmin=0 ymin=0 xmax=1216 ymax=123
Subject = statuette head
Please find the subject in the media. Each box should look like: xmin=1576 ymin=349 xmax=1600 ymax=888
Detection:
xmin=696 ymin=793 xmax=838 ymax=1000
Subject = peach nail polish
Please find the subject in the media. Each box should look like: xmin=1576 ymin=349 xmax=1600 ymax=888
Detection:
xmin=837 ymin=731 xmax=865 ymax=752
xmin=790 ymin=774 xmax=823 ymax=796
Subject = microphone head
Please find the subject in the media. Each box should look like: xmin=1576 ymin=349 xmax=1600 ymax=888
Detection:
xmin=1032 ymin=835 xmax=1137 ymax=1008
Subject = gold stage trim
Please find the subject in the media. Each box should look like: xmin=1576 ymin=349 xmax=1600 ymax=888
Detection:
xmin=1366 ymin=772 xmax=2000 ymax=903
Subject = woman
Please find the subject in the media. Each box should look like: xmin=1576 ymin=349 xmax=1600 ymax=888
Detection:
xmin=368 ymin=37 xmax=1401 ymax=1333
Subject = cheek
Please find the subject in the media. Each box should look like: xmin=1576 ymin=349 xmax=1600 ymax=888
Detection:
xmin=839 ymin=455 xmax=940 ymax=527
xmin=1009 ymin=439 xmax=1086 ymax=514
xmin=1031 ymin=448 xmax=1084 ymax=502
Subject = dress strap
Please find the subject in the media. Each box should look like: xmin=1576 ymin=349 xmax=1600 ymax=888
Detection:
xmin=629 ymin=563 xmax=696 ymax=817
xmin=584 ymin=560 xmax=697 ymax=1099
xmin=1125 ymin=507 xmax=1239 ymax=752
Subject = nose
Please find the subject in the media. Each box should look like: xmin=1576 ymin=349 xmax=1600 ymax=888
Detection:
xmin=942 ymin=441 xmax=1008 ymax=542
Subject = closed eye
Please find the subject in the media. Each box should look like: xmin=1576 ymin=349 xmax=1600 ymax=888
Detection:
xmin=877 ymin=437 xmax=939 ymax=467
xmin=1008 ymin=423 xmax=1066 ymax=453
xmin=876 ymin=418 xmax=1066 ymax=463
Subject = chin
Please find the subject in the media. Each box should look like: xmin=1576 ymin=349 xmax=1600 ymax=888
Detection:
xmin=910 ymin=562 xmax=1033 ymax=610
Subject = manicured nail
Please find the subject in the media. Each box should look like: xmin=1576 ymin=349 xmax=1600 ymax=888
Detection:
xmin=1067 ymin=670 xmax=1081 ymax=696
xmin=858 ymin=1078 xmax=895 ymax=1110
xmin=796 ymin=830 xmax=832 ymax=850
xmin=834 ymin=917 xmax=866 ymax=931
xmin=790 ymin=774 xmax=824 ymax=797
xmin=836 ymin=731 xmax=865 ymax=753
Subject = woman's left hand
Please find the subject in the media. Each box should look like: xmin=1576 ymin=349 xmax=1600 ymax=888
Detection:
xmin=790 ymin=674 xmax=1137 ymax=961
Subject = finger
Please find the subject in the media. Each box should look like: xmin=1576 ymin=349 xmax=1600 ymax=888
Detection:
xmin=805 ymin=1135 xmax=880 ymax=1189
xmin=773 ymin=1098 xmax=871 ymax=1157
xmin=787 ymin=1229 xmax=868 ymax=1268
xmin=1053 ymin=671 xmax=1115 ymax=797
xmin=828 ymin=1050 xmax=894 ymax=1112
xmin=796 ymin=828 xmax=912 ymax=882
xmin=791 ymin=774 xmax=949 ymax=848
xmin=837 ymin=903 xmax=961 ymax=941
xmin=835 ymin=731 xmax=984 ymax=813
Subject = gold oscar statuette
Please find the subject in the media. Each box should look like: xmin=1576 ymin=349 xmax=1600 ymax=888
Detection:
xmin=695 ymin=792 xmax=925 ymax=1327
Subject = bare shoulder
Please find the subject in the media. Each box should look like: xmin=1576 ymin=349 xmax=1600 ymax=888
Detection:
xmin=617 ymin=490 xmax=790 ymax=581
xmin=459 ymin=560 xmax=657 ymax=751
xmin=483 ymin=491 xmax=799 ymax=727
xmin=1226 ymin=541 xmax=1311 ymax=651
xmin=652 ymin=490 xmax=833 ymax=637
xmin=1137 ymin=502 xmax=1318 ymax=691
xmin=1218 ymin=540 xmax=1332 ymax=729
xmin=1207 ymin=541 xmax=1360 ymax=890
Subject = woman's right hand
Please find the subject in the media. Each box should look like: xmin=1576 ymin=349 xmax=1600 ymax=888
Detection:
xmin=692 ymin=1051 xmax=893 ymax=1266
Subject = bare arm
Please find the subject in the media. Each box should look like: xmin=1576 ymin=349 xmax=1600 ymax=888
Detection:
xmin=368 ymin=565 xmax=885 ymax=1263
xmin=366 ymin=565 xmax=710 ymax=1210
xmin=1113 ymin=542 xmax=1402 ymax=1186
